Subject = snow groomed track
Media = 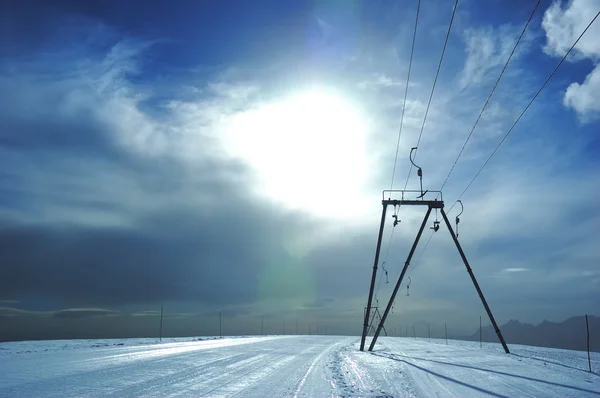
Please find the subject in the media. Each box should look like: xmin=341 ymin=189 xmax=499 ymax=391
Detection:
xmin=1 ymin=336 xmax=599 ymax=397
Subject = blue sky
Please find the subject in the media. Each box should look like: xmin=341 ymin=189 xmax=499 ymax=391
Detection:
xmin=1 ymin=0 xmax=599 ymax=339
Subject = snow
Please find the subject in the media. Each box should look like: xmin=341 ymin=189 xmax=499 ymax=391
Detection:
xmin=1 ymin=336 xmax=598 ymax=397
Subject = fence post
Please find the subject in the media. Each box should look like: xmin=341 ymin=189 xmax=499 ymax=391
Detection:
xmin=480 ymin=315 xmax=482 ymax=348
xmin=445 ymin=322 xmax=448 ymax=345
xmin=159 ymin=304 xmax=163 ymax=342
xmin=586 ymin=314 xmax=592 ymax=372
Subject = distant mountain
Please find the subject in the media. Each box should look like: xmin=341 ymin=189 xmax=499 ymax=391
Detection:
xmin=460 ymin=315 xmax=600 ymax=352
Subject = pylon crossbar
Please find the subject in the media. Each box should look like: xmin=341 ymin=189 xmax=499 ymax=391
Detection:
xmin=383 ymin=199 xmax=443 ymax=208
xmin=382 ymin=189 xmax=443 ymax=202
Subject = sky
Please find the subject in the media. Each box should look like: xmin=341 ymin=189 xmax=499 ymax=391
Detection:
xmin=0 ymin=0 xmax=599 ymax=341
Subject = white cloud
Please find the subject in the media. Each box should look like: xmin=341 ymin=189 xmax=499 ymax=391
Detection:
xmin=357 ymin=73 xmax=405 ymax=90
xmin=542 ymin=0 xmax=600 ymax=121
xmin=542 ymin=0 xmax=600 ymax=59
xmin=563 ymin=64 xmax=600 ymax=121
xmin=459 ymin=24 xmax=532 ymax=90
xmin=2 ymin=7 xmax=599 ymax=326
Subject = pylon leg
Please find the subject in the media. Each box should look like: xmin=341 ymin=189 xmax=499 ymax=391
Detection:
xmin=360 ymin=204 xmax=388 ymax=351
xmin=440 ymin=208 xmax=510 ymax=354
xmin=369 ymin=207 xmax=432 ymax=351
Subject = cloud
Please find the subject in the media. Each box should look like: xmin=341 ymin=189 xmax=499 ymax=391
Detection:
xmin=1 ymin=2 xmax=599 ymax=341
xmin=494 ymin=268 xmax=529 ymax=277
xmin=52 ymin=308 xmax=121 ymax=319
xmin=563 ymin=63 xmax=600 ymax=121
xmin=542 ymin=0 xmax=600 ymax=59
xmin=542 ymin=0 xmax=600 ymax=121
xmin=0 ymin=28 xmax=331 ymax=311
xmin=459 ymin=24 xmax=533 ymax=90
xmin=0 ymin=307 xmax=45 ymax=317
xmin=132 ymin=311 xmax=161 ymax=317
xmin=357 ymin=74 xmax=406 ymax=90
xmin=0 ymin=306 xmax=119 ymax=318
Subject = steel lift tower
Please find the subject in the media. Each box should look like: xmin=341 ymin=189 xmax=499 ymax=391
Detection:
xmin=360 ymin=189 xmax=509 ymax=354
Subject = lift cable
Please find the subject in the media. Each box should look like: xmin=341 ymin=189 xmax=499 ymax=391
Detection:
xmin=403 ymin=0 xmax=459 ymax=191
xmin=378 ymin=0 xmax=421 ymax=307
xmin=377 ymin=0 xmax=454 ymax=308
xmin=438 ymin=0 xmax=541 ymax=193
xmin=410 ymin=10 xmax=600 ymax=277
xmin=389 ymin=0 xmax=421 ymax=193
xmin=405 ymin=228 xmax=435 ymax=282
xmin=448 ymin=9 xmax=600 ymax=213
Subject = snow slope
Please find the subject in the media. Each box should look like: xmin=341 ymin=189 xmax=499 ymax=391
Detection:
xmin=1 ymin=336 xmax=598 ymax=397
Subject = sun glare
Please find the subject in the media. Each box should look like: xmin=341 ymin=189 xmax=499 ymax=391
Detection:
xmin=220 ymin=87 xmax=373 ymax=219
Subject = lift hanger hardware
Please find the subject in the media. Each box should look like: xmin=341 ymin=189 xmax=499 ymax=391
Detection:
xmin=409 ymin=147 xmax=428 ymax=199
xmin=382 ymin=261 xmax=389 ymax=284
xmin=392 ymin=204 xmax=401 ymax=227
xmin=431 ymin=208 xmax=440 ymax=232
xmin=456 ymin=200 xmax=463 ymax=238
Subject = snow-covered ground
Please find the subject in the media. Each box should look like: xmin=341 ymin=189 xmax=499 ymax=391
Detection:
xmin=1 ymin=336 xmax=598 ymax=397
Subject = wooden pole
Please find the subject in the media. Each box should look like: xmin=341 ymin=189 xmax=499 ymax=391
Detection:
xmin=428 ymin=323 xmax=431 ymax=342
xmin=586 ymin=314 xmax=592 ymax=372
xmin=159 ymin=304 xmax=163 ymax=342
xmin=445 ymin=322 xmax=448 ymax=345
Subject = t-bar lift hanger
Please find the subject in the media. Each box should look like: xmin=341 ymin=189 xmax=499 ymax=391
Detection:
xmin=409 ymin=147 xmax=428 ymax=199
xmin=456 ymin=200 xmax=463 ymax=238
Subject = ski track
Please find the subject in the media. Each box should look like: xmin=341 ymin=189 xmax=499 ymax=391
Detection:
xmin=1 ymin=336 xmax=599 ymax=397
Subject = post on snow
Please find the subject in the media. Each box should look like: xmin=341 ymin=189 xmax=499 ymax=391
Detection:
xmin=159 ymin=304 xmax=164 ymax=342
xmin=445 ymin=322 xmax=448 ymax=345
xmin=586 ymin=314 xmax=592 ymax=372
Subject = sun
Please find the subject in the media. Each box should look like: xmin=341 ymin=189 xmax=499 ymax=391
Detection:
xmin=220 ymin=87 xmax=373 ymax=220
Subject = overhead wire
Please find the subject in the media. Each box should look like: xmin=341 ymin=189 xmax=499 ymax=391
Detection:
xmin=448 ymin=9 xmax=600 ymax=213
xmin=374 ymin=0 xmax=421 ymax=306
xmin=389 ymin=0 xmax=421 ymax=193
xmin=408 ymin=230 xmax=435 ymax=278
xmin=403 ymin=0 xmax=459 ymax=191
xmin=409 ymin=1 xmax=542 ymax=277
xmin=438 ymin=0 xmax=541 ymax=193
xmin=395 ymin=0 xmax=458 ymax=295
